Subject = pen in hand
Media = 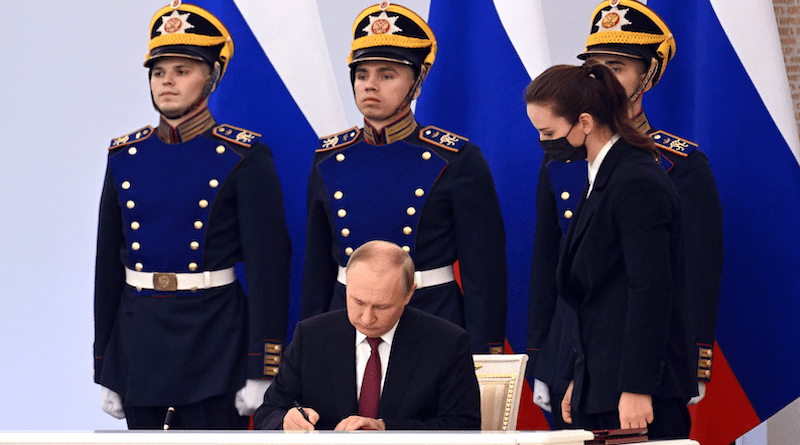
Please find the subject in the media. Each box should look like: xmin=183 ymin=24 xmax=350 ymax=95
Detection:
xmin=293 ymin=400 xmax=311 ymax=423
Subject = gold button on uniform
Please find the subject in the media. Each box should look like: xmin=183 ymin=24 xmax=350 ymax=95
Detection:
xmin=561 ymin=191 xmax=570 ymax=201
xmin=564 ymin=210 xmax=573 ymax=219
xmin=135 ymin=262 xmax=143 ymax=271
xmin=194 ymin=221 xmax=203 ymax=230
xmin=209 ymin=179 xmax=219 ymax=188
xmin=216 ymin=145 xmax=226 ymax=154
xmin=336 ymin=153 xmax=345 ymax=162
xmin=415 ymin=188 xmax=424 ymax=197
xmin=403 ymin=226 xmax=413 ymax=235
xmin=190 ymin=241 xmax=200 ymax=250
xmin=422 ymin=151 xmax=431 ymax=160
xmin=345 ymin=247 xmax=354 ymax=256
xmin=199 ymin=199 xmax=209 ymax=209
xmin=407 ymin=207 xmax=416 ymax=216
xmin=131 ymin=242 xmax=140 ymax=251
xmin=128 ymin=147 xmax=137 ymax=155
xmin=341 ymin=228 xmax=350 ymax=237
xmin=334 ymin=191 xmax=343 ymax=200
xmin=338 ymin=209 xmax=347 ymax=218
xmin=402 ymin=246 xmax=411 ymax=253
xmin=126 ymin=200 xmax=135 ymax=209
xmin=188 ymin=262 xmax=198 ymax=272
xmin=131 ymin=221 xmax=140 ymax=231
xmin=121 ymin=181 xmax=131 ymax=190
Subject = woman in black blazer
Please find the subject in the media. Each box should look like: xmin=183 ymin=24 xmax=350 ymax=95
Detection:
xmin=524 ymin=61 xmax=696 ymax=439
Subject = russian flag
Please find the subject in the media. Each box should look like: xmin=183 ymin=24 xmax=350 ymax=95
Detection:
xmin=645 ymin=1 xmax=800 ymax=444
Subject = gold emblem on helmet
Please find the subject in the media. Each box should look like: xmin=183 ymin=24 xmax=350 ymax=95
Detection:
xmin=602 ymin=13 xmax=620 ymax=29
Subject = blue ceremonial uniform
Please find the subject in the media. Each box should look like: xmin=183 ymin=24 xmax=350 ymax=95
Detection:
xmin=94 ymin=109 xmax=291 ymax=411
xmin=526 ymin=113 xmax=722 ymax=417
xmin=301 ymin=112 xmax=507 ymax=353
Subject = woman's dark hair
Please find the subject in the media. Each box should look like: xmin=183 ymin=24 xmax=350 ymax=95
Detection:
xmin=523 ymin=60 xmax=658 ymax=158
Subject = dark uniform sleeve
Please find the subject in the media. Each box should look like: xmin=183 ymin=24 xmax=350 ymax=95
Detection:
xmin=253 ymin=321 xmax=306 ymax=430
xmin=451 ymin=144 xmax=508 ymax=353
xmin=94 ymin=162 xmax=126 ymax=383
xmin=236 ymin=142 xmax=292 ymax=379
xmin=300 ymin=154 xmax=339 ymax=319
xmin=670 ymin=150 xmax=723 ymax=381
xmin=526 ymin=160 xmax=561 ymax=380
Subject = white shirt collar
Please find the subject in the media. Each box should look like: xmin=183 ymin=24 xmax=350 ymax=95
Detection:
xmin=355 ymin=319 xmax=400 ymax=348
xmin=586 ymin=134 xmax=620 ymax=197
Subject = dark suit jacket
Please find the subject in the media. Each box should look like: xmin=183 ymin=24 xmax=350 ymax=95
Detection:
xmin=254 ymin=306 xmax=481 ymax=430
xmin=558 ymin=139 xmax=696 ymax=414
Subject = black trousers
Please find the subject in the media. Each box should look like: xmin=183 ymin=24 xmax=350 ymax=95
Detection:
xmin=571 ymin=397 xmax=691 ymax=440
xmin=124 ymin=391 xmax=247 ymax=430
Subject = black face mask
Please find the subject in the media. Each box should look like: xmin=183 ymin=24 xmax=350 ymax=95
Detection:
xmin=539 ymin=122 xmax=588 ymax=163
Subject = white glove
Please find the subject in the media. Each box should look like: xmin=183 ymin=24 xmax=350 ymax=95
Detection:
xmin=688 ymin=381 xmax=706 ymax=405
xmin=101 ymin=386 xmax=125 ymax=419
xmin=235 ymin=379 xmax=272 ymax=416
xmin=532 ymin=379 xmax=551 ymax=412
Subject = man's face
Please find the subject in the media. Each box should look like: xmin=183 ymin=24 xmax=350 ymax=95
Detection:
xmin=346 ymin=259 xmax=412 ymax=338
xmin=353 ymin=61 xmax=417 ymax=127
xmin=150 ymin=57 xmax=211 ymax=119
xmin=587 ymin=54 xmax=648 ymax=99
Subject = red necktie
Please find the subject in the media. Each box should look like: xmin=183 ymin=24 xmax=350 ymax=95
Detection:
xmin=358 ymin=337 xmax=382 ymax=418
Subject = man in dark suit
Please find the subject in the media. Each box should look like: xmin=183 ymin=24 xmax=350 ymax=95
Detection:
xmin=255 ymin=240 xmax=481 ymax=431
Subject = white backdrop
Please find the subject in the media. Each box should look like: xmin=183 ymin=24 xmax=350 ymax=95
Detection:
xmin=0 ymin=0 xmax=598 ymax=430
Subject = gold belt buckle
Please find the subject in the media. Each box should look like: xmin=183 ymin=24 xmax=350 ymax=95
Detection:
xmin=153 ymin=273 xmax=178 ymax=292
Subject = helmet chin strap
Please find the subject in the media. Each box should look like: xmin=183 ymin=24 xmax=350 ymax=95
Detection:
xmin=151 ymin=61 xmax=221 ymax=120
xmin=630 ymin=57 xmax=658 ymax=103
xmin=393 ymin=64 xmax=429 ymax=117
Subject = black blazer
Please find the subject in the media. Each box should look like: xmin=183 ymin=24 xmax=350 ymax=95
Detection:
xmin=558 ymin=139 xmax=696 ymax=414
xmin=254 ymin=306 xmax=481 ymax=430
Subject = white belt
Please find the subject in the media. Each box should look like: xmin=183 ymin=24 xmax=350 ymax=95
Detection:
xmin=125 ymin=267 xmax=236 ymax=292
xmin=337 ymin=264 xmax=455 ymax=289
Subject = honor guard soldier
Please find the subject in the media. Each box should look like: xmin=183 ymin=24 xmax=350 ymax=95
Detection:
xmin=94 ymin=2 xmax=291 ymax=429
xmin=527 ymin=0 xmax=723 ymax=424
xmin=301 ymin=2 xmax=507 ymax=354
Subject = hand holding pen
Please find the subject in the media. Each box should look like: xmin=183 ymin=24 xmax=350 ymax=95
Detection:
xmin=283 ymin=400 xmax=319 ymax=431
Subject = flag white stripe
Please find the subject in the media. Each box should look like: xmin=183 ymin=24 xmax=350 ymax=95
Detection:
xmin=711 ymin=0 xmax=800 ymax=164
xmin=494 ymin=0 xmax=552 ymax=80
xmin=234 ymin=0 xmax=348 ymax=136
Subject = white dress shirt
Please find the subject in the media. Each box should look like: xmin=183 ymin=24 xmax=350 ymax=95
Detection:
xmin=586 ymin=134 xmax=620 ymax=198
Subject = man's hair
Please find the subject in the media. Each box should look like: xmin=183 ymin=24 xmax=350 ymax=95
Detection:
xmin=346 ymin=240 xmax=415 ymax=295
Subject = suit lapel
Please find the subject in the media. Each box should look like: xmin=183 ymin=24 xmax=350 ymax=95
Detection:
xmin=325 ymin=317 xmax=359 ymax=418
xmin=377 ymin=310 xmax=421 ymax=418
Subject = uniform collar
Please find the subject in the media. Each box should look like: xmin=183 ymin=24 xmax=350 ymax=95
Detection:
xmin=632 ymin=109 xmax=654 ymax=135
xmin=157 ymin=107 xmax=216 ymax=144
xmin=363 ymin=111 xmax=417 ymax=146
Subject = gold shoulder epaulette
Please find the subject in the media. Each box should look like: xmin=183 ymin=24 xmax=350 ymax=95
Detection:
xmin=108 ymin=126 xmax=154 ymax=150
xmin=419 ymin=126 xmax=468 ymax=152
xmin=317 ymin=126 xmax=361 ymax=152
xmin=651 ymin=130 xmax=698 ymax=157
xmin=213 ymin=124 xmax=262 ymax=148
